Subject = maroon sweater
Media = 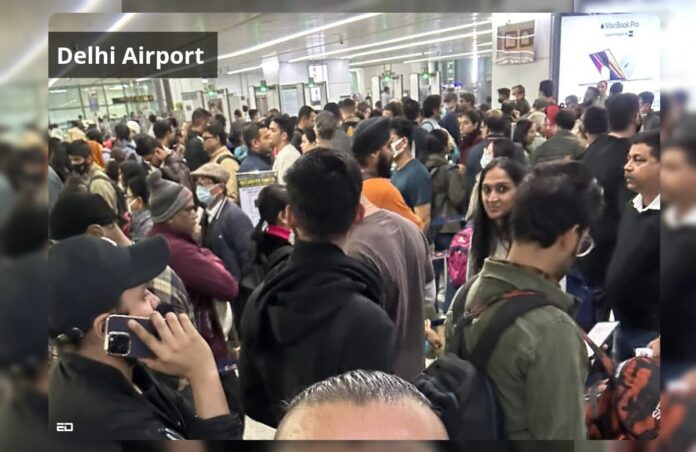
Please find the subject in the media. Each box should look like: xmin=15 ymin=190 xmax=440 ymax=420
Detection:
xmin=149 ymin=224 xmax=238 ymax=364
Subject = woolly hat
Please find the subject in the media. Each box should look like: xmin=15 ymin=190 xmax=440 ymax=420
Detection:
xmin=146 ymin=169 xmax=191 ymax=223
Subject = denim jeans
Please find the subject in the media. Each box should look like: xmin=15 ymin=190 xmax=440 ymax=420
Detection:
xmin=612 ymin=323 xmax=659 ymax=363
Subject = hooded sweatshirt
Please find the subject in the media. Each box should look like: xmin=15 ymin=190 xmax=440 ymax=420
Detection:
xmin=239 ymin=240 xmax=394 ymax=427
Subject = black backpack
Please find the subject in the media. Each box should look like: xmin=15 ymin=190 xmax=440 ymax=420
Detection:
xmin=415 ymin=290 xmax=552 ymax=440
xmin=233 ymin=245 xmax=293 ymax=333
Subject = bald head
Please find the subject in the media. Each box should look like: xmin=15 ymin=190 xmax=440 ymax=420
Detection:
xmin=275 ymin=370 xmax=448 ymax=440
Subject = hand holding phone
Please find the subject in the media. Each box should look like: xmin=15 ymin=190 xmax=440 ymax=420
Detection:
xmin=127 ymin=311 xmax=216 ymax=381
xmin=105 ymin=315 xmax=158 ymax=359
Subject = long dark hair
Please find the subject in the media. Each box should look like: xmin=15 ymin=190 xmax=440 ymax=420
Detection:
xmin=249 ymin=184 xmax=290 ymax=260
xmin=470 ymin=158 xmax=527 ymax=275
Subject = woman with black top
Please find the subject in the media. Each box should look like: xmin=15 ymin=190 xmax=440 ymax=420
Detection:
xmin=250 ymin=184 xmax=293 ymax=259
xmin=467 ymin=157 xmax=526 ymax=280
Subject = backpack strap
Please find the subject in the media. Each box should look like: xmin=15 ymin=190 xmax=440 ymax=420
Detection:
xmin=216 ymin=153 xmax=238 ymax=165
xmin=466 ymin=291 xmax=553 ymax=370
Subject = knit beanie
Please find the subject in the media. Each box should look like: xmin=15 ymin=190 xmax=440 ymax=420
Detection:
xmin=146 ymin=169 xmax=191 ymax=223
xmin=352 ymin=117 xmax=391 ymax=162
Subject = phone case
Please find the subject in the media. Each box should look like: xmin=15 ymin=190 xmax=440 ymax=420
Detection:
xmin=104 ymin=315 xmax=157 ymax=359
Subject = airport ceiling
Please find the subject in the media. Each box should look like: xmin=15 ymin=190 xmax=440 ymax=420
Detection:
xmin=49 ymin=12 xmax=493 ymax=82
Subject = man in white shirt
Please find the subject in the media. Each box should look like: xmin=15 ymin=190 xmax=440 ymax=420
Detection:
xmin=270 ymin=114 xmax=301 ymax=185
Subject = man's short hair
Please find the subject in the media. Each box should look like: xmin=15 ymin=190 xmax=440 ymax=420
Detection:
xmin=565 ymin=95 xmax=579 ymax=106
xmin=383 ymin=102 xmax=404 ymax=118
xmin=583 ymin=106 xmax=609 ymax=135
xmin=498 ymin=88 xmax=511 ymax=98
xmin=402 ymin=98 xmax=422 ymax=121
xmin=205 ymin=120 xmax=227 ymax=144
xmin=555 ymin=109 xmax=577 ymax=131
xmin=501 ymin=100 xmax=516 ymax=116
xmin=283 ymin=369 xmax=433 ymax=413
xmin=586 ymin=87 xmax=600 ymax=98
xmin=248 ymin=109 xmax=259 ymax=120
xmin=638 ymin=91 xmax=655 ymax=107
xmin=512 ymin=85 xmax=525 ymax=95
xmin=532 ymin=98 xmax=549 ymax=111
xmin=298 ymin=105 xmax=315 ymax=121
xmin=284 ymin=150 xmax=362 ymax=241
xmin=444 ymin=92 xmax=458 ymax=104
xmin=66 ymin=140 xmax=91 ymax=158
xmin=315 ymin=111 xmax=339 ymax=141
xmin=340 ymin=98 xmax=356 ymax=111
xmin=152 ymin=120 xmax=172 ymax=140
xmin=234 ymin=109 xmax=242 ymax=118
xmin=134 ymin=134 xmax=160 ymax=157
xmin=191 ymin=107 xmax=212 ymax=126
xmin=114 ymin=122 xmax=130 ymax=141
xmin=323 ymin=102 xmax=341 ymax=119
xmin=460 ymin=92 xmax=476 ymax=105
xmin=390 ymin=117 xmax=414 ymax=147
xmin=483 ymin=110 xmax=508 ymax=135
xmin=271 ymin=114 xmax=296 ymax=140
xmin=243 ymin=123 xmax=262 ymax=148
xmin=610 ymin=82 xmax=624 ymax=95
xmin=607 ymin=93 xmax=640 ymax=132
xmin=631 ymin=129 xmax=661 ymax=160
xmin=511 ymin=161 xmax=603 ymax=248
xmin=539 ymin=80 xmax=554 ymax=98
xmin=85 ymin=129 xmax=104 ymax=144
xmin=422 ymin=95 xmax=442 ymax=118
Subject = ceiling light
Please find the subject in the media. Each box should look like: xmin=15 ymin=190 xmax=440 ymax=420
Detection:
xmin=135 ymin=77 xmax=149 ymax=82
xmin=49 ymin=89 xmax=67 ymax=94
xmin=227 ymin=65 xmax=263 ymax=75
xmin=289 ymin=19 xmax=492 ymax=63
xmin=403 ymin=49 xmax=492 ymax=64
xmin=341 ymin=30 xmax=492 ymax=60
xmin=349 ymin=52 xmax=434 ymax=67
xmin=218 ymin=13 xmax=381 ymax=61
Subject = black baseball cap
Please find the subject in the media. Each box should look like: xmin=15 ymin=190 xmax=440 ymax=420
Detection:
xmin=49 ymin=191 xmax=118 ymax=241
xmin=48 ymin=235 xmax=170 ymax=341
xmin=0 ymin=253 xmax=48 ymax=371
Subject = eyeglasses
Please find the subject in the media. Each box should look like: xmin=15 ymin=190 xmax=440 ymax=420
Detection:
xmin=576 ymin=234 xmax=595 ymax=258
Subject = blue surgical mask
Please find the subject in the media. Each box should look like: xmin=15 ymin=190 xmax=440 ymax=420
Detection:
xmin=196 ymin=185 xmax=215 ymax=206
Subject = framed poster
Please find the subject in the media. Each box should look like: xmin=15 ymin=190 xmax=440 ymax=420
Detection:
xmin=496 ymin=20 xmax=536 ymax=65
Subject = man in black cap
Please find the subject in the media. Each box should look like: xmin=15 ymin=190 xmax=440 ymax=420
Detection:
xmin=48 ymin=235 xmax=243 ymax=440
xmin=49 ymin=191 xmax=195 ymax=323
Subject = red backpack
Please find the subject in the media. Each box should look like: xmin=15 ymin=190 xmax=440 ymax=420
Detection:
xmin=447 ymin=226 xmax=473 ymax=286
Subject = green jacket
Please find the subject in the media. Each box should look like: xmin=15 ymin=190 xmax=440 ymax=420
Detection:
xmin=450 ymin=258 xmax=588 ymax=440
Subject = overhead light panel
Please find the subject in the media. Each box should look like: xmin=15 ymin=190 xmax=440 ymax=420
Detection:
xmin=341 ymin=29 xmax=492 ymax=60
xmin=227 ymin=65 xmax=263 ymax=75
xmin=289 ymin=19 xmax=492 ymax=63
xmin=403 ymin=48 xmax=492 ymax=64
xmin=349 ymin=52 xmax=434 ymax=67
xmin=218 ymin=13 xmax=381 ymax=61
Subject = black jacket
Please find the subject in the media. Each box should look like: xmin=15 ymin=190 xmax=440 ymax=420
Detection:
xmin=185 ymin=131 xmax=210 ymax=172
xmin=201 ymin=199 xmax=254 ymax=281
xmin=49 ymin=353 xmax=242 ymax=440
xmin=239 ymin=241 xmax=394 ymax=427
xmin=578 ymin=134 xmax=634 ymax=287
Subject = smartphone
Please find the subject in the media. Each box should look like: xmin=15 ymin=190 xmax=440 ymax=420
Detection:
xmin=585 ymin=321 xmax=618 ymax=358
xmin=104 ymin=315 xmax=157 ymax=359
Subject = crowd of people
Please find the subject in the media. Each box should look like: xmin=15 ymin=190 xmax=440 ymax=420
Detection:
xmin=0 ymin=76 xmax=695 ymax=448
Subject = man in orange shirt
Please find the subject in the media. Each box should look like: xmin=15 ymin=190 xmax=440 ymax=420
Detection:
xmin=352 ymin=117 xmax=425 ymax=231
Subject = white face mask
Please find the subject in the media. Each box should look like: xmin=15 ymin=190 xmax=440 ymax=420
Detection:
xmin=391 ymin=137 xmax=408 ymax=158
